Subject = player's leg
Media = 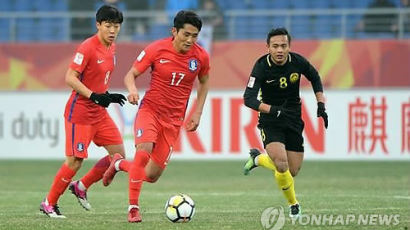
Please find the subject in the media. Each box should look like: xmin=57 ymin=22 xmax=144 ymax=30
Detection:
xmin=40 ymin=120 xmax=90 ymax=218
xmin=128 ymin=142 xmax=154 ymax=223
xmin=244 ymin=149 xmax=277 ymax=175
xmin=244 ymin=128 xmax=277 ymax=175
xmin=266 ymin=142 xmax=299 ymax=212
xmin=69 ymin=115 xmax=123 ymax=210
xmin=282 ymin=121 xmax=305 ymax=218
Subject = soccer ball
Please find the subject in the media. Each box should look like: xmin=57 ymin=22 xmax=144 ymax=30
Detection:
xmin=164 ymin=193 xmax=195 ymax=222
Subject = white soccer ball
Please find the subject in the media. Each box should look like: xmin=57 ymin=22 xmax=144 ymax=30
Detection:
xmin=164 ymin=193 xmax=195 ymax=222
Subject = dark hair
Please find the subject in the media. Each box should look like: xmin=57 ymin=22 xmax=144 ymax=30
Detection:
xmin=96 ymin=5 xmax=123 ymax=24
xmin=266 ymin=27 xmax=291 ymax=45
xmin=173 ymin=10 xmax=202 ymax=32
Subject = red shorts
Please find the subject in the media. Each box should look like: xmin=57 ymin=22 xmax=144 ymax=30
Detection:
xmin=134 ymin=107 xmax=181 ymax=169
xmin=65 ymin=113 xmax=123 ymax=158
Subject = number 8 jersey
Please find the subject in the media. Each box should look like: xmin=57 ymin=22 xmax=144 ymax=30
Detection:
xmin=133 ymin=37 xmax=210 ymax=126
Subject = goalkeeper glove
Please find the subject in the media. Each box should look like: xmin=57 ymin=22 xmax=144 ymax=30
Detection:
xmin=317 ymin=102 xmax=328 ymax=129
xmin=89 ymin=92 xmax=112 ymax=108
xmin=269 ymin=100 xmax=288 ymax=118
xmin=106 ymin=91 xmax=126 ymax=106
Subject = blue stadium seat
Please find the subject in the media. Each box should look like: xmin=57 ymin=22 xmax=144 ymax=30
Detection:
xmin=289 ymin=0 xmax=311 ymax=9
xmin=251 ymin=0 xmax=269 ymax=9
xmin=312 ymin=15 xmax=342 ymax=39
xmin=0 ymin=19 xmax=11 ymax=42
xmin=0 ymin=0 xmax=12 ymax=11
xmin=350 ymin=0 xmax=372 ymax=9
xmin=331 ymin=0 xmax=353 ymax=9
xmin=290 ymin=16 xmax=314 ymax=39
xmin=345 ymin=15 xmax=362 ymax=38
xmin=233 ymin=16 xmax=251 ymax=39
xmin=33 ymin=0 xmax=51 ymax=11
xmin=225 ymin=0 xmax=248 ymax=9
xmin=14 ymin=0 xmax=34 ymax=11
xmin=53 ymin=0 xmax=68 ymax=11
xmin=269 ymin=16 xmax=287 ymax=29
xmin=270 ymin=0 xmax=290 ymax=9
xmin=249 ymin=16 xmax=270 ymax=39
xmin=16 ymin=19 xmax=35 ymax=41
xmin=310 ymin=0 xmax=332 ymax=9
xmin=148 ymin=23 xmax=172 ymax=40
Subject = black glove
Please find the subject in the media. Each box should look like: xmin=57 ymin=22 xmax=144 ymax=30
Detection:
xmin=269 ymin=100 xmax=288 ymax=118
xmin=106 ymin=92 xmax=126 ymax=106
xmin=89 ymin=92 xmax=112 ymax=108
xmin=317 ymin=102 xmax=328 ymax=129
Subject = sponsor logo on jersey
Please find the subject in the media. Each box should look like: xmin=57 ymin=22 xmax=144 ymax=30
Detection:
xmin=188 ymin=59 xmax=198 ymax=72
xmin=73 ymin=52 xmax=84 ymax=65
xmin=136 ymin=129 xmax=143 ymax=138
xmin=290 ymin=73 xmax=299 ymax=83
xmin=159 ymin=59 xmax=170 ymax=64
xmin=76 ymin=142 xmax=85 ymax=152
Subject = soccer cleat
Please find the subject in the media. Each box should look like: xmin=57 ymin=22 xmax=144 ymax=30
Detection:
xmin=289 ymin=203 xmax=301 ymax=219
xmin=128 ymin=206 xmax=142 ymax=223
xmin=69 ymin=180 xmax=91 ymax=211
xmin=102 ymin=153 xmax=124 ymax=186
xmin=39 ymin=199 xmax=66 ymax=218
xmin=243 ymin=148 xmax=261 ymax=175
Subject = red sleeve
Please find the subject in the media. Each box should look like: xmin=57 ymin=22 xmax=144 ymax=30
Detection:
xmin=69 ymin=42 xmax=91 ymax=73
xmin=198 ymin=50 xmax=210 ymax=78
xmin=133 ymin=43 xmax=156 ymax=74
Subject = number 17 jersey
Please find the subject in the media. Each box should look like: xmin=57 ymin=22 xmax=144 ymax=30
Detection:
xmin=133 ymin=37 xmax=210 ymax=126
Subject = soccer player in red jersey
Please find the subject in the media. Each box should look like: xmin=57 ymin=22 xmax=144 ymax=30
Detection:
xmin=39 ymin=5 xmax=126 ymax=218
xmin=102 ymin=10 xmax=210 ymax=222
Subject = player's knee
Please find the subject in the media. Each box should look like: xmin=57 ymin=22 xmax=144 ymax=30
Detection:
xmin=145 ymin=172 xmax=160 ymax=183
xmin=290 ymin=167 xmax=300 ymax=177
xmin=65 ymin=157 xmax=83 ymax=171
xmin=274 ymin=159 xmax=288 ymax=173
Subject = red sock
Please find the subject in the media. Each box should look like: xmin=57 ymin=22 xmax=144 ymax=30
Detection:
xmin=47 ymin=163 xmax=76 ymax=205
xmin=119 ymin=160 xmax=130 ymax=172
xmin=80 ymin=155 xmax=111 ymax=189
xmin=129 ymin=150 xmax=150 ymax=205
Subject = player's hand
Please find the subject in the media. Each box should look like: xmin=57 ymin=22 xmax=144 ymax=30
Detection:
xmin=127 ymin=92 xmax=140 ymax=105
xmin=90 ymin=92 xmax=112 ymax=108
xmin=317 ymin=102 xmax=328 ymax=129
xmin=186 ymin=113 xmax=201 ymax=132
xmin=106 ymin=92 xmax=126 ymax=106
xmin=269 ymin=100 xmax=288 ymax=118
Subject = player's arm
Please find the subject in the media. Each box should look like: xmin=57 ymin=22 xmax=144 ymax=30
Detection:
xmin=186 ymin=74 xmax=209 ymax=132
xmin=243 ymin=62 xmax=284 ymax=116
xmin=65 ymin=68 xmax=93 ymax=98
xmin=124 ymin=66 xmax=143 ymax=105
xmin=302 ymin=58 xmax=328 ymax=128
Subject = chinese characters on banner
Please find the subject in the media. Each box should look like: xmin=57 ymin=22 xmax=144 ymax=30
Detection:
xmin=349 ymin=97 xmax=410 ymax=155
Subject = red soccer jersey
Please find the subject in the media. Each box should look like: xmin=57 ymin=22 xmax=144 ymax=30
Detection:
xmin=64 ymin=34 xmax=116 ymax=124
xmin=133 ymin=37 xmax=210 ymax=126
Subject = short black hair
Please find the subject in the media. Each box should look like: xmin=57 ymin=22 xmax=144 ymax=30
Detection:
xmin=266 ymin=27 xmax=291 ymax=45
xmin=96 ymin=5 xmax=123 ymax=24
xmin=173 ymin=10 xmax=202 ymax=32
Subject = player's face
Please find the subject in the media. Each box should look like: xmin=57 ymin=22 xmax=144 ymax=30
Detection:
xmin=267 ymin=35 xmax=290 ymax=65
xmin=172 ymin=24 xmax=199 ymax=53
xmin=96 ymin=21 xmax=121 ymax=46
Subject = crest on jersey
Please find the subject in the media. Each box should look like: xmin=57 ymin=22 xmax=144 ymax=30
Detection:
xmin=76 ymin=142 xmax=85 ymax=152
xmin=136 ymin=129 xmax=143 ymax=138
xmin=188 ymin=59 xmax=198 ymax=72
xmin=290 ymin=73 xmax=299 ymax=83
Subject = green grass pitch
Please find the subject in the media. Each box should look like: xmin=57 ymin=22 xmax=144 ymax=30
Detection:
xmin=0 ymin=160 xmax=408 ymax=230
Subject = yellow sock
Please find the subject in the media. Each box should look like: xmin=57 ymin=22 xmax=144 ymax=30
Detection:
xmin=275 ymin=169 xmax=298 ymax=205
xmin=255 ymin=153 xmax=276 ymax=171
